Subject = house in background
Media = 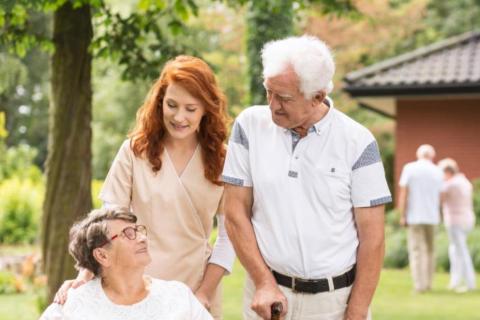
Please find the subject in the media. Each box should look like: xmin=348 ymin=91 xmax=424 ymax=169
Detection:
xmin=343 ymin=31 xmax=480 ymax=194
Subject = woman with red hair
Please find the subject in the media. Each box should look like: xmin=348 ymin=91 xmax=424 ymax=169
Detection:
xmin=55 ymin=56 xmax=235 ymax=319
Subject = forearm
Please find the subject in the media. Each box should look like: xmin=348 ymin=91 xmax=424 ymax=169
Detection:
xmin=196 ymin=263 xmax=226 ymax=297
xmin=225 ymin=212 xmax=274 ymax=287
xmin=397 ymin=187 xmax=407 ymax=219
xmin=347 ymin=205 xmax=385 ymax=319
xmin=347 ymin=235 xmax=384 ymax=317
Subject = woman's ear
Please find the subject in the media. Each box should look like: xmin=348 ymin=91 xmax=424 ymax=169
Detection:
xmin=93 ymin=247 xmax=111 ymax=268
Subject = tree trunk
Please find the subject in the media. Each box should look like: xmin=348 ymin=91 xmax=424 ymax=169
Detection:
xmin=42 ymin=2 xmax=93 ymax=303
xmin=246 ymin=0 xmax=293 ymax=105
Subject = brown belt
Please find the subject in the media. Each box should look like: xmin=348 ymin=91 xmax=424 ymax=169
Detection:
xmin=272 ymin=265 xmax=356 ymax=294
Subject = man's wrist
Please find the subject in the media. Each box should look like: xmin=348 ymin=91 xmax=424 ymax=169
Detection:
xmin=345 ymin=304 xmax=369 ymax=320
xmin=253 ymin=271 xmax=277 ymax=289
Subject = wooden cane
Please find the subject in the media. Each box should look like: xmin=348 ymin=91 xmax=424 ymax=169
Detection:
xmin=271 ymin=301 xmax=283 ymax=320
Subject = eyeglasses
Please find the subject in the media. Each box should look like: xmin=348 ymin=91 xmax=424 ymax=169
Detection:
xmin=98 ymin=225 xmax=147 ymax=248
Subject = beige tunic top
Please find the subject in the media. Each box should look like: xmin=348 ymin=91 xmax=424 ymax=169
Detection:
xmin=99 ymin=140 xmax=224 ymax=290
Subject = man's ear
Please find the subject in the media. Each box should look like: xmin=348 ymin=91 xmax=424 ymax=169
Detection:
xmin=312 ymin=91 xmax=326 ymax=107
xmin=93 ymin=247 xmax=111 ymax=268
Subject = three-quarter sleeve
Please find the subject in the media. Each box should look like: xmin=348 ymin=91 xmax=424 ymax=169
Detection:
xmin=208 ymin=214 xmax=235 ymax=273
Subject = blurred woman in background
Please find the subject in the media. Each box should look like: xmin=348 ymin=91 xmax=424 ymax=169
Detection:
xmin=438 ymin=158 xmax=476 ymax=292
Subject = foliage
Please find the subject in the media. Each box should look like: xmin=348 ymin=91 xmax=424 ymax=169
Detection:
xmin=473 ymin=179 xmax=480 ymax=222
xmin=0 ymin=178 xmax=101 ymax=245
xmin=245 ymin=0 xmax=294 ymax=105
xmin=91 ymin=59 xmax=147 ymax=178
xmin=384 ymin=220 xmax=480 ymax=272
xmin=0 ymin=178 xmax=44 ymax=244
xmin=0 ymin=114 xmax=42 ymax=182
xmin=370 ymin=121 xmax=395 ymax=209
xmin=92 ymin=1 xmax=200 ymax=81
xmin=0 ymin=144 xmax=43 ymax=182
xmin=396 ymin=0 xmax=480 ymax=54
xmin=0 ymin=112 xmax=7 ymax=138
xmin=91 ymin=179 xmax=104 ymax=208
xmin=1 ymin=60 xmax=50 ymax=168
xmin=384 ymin=224 xmax=409 ymax=269
xmin=0 ymin=11 xmax=51 ymax=168
xmin=1 ymin=1 xmax=205 ymax=81
xmin=0 ymin=271 xmax=17 ymax=295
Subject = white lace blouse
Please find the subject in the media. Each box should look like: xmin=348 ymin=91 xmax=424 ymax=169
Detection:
xmin=40 ymin=278 xmax=213 ymax=320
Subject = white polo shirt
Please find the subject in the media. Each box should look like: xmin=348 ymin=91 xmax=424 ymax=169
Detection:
xmin=399 ymin=159 xmax=443 ymax=225
xmin=222 ymin=100 xmax=391 ymax=279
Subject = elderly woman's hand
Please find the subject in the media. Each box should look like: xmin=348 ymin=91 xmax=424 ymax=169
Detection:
xmin=53 ymin=269 xmax=94 ymax=304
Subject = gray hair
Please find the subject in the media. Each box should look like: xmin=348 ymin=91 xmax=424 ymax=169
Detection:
xmin=438 ymin=158 xmax=459 ymax=174
xmin=261 ymin=35 xmax=335 ymax=99
xmin=416 ymin=144 xmax=436 ymax=160
xmin=68 ymin=208 xmax=137 ymax=276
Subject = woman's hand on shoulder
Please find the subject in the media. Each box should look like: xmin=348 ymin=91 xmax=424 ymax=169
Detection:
xmin=53 ymin=269 xmax=94 ymax=304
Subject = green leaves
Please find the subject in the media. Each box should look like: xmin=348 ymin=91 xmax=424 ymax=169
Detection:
xmin=0 ymin=112 xmax=7 ymax=139
xmin=91 ymin=0 xmax=201 ymax=80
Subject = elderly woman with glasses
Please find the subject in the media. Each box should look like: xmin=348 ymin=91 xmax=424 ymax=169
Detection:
xmin=40 ymin=208 xmax=212 ymax=320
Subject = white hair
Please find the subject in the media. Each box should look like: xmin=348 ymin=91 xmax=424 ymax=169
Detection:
xmin=416 ymin=144 xmax=436 ymax=160
xmin=261 ymin=35 xmax=335 ymax=99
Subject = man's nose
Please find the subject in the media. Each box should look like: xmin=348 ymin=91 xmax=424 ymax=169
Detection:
xmin=269 ymin=94 xmax=280 ymax=110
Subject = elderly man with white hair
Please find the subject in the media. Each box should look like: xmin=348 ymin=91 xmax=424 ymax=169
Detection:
xmin=222 ymin=35 xmax=391 ymax=320
xmin=398 ymin=144 xmax=443 ymax=293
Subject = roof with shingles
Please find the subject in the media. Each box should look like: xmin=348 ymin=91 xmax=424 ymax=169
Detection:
xmin=344 ymin=31 xmax=480 ymax=96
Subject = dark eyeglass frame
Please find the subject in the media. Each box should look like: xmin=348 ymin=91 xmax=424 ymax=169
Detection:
xmin=98 ymin=225 xmax=147 ymax=248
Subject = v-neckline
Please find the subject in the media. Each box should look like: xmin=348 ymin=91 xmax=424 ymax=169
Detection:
xmin=164 ymin=144 xmax=199 ymax=179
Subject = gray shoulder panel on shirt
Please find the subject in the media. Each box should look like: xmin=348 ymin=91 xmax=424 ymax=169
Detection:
xmin=370 ymin=196 xmax=392 ymax=206
xmin=352 ymin=141 xmax=381 ymax=170
xmin=221 ymin=175 xmax=244 ymax=186
xmin=230 ymin=121 xmax=249 ymax=150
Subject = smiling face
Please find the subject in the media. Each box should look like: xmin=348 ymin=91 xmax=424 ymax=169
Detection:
xmin=162 ymin=82 xmax=206 ymax=142
xmin=95 ymin=219 xmax=151 ymax=273
xmin=264 ymin=68 xmax=320 ymax=130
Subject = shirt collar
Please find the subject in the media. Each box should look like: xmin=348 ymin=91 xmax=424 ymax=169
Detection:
xmin=312 ymin=96 xmax=334 ymax=134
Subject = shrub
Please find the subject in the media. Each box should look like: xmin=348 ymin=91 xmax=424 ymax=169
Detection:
xmin=91 ymin=179 xmax=104 ymax=209
xmin=467 ymin=227 xmax=480 ymax=272
xmin=384 ymin=226 xmax=409 ymax=269
xmin=0 ymin=271 xmax=17 ymax=294
xmin=0 ymin=178 xmax=44 ymax=244
xmin=384 ymin=226 xmax=480 ymax=272
xmin=435 ymin=228 xmax=450 ymax=272
xmin=0 ymin=144 xmax=42 ymax=182
xmin=473 ymin=179 xmax=480 ymax=222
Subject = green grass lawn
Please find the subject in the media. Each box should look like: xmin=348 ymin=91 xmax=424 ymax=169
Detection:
xmin=0 ymin=292 xmax=39 ymax=320
xmin=1 ymin=266 xmax=479 ymax=319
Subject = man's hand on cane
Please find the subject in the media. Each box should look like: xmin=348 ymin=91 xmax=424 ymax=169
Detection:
xmin=270 ymin=301 xmax=283 ymax=320
xmin=251 ymin=281 xmax=287 ymax=320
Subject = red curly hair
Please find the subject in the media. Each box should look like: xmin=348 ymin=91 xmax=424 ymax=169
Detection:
xmin=129 ymin=56 xmax=229 ymax=185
